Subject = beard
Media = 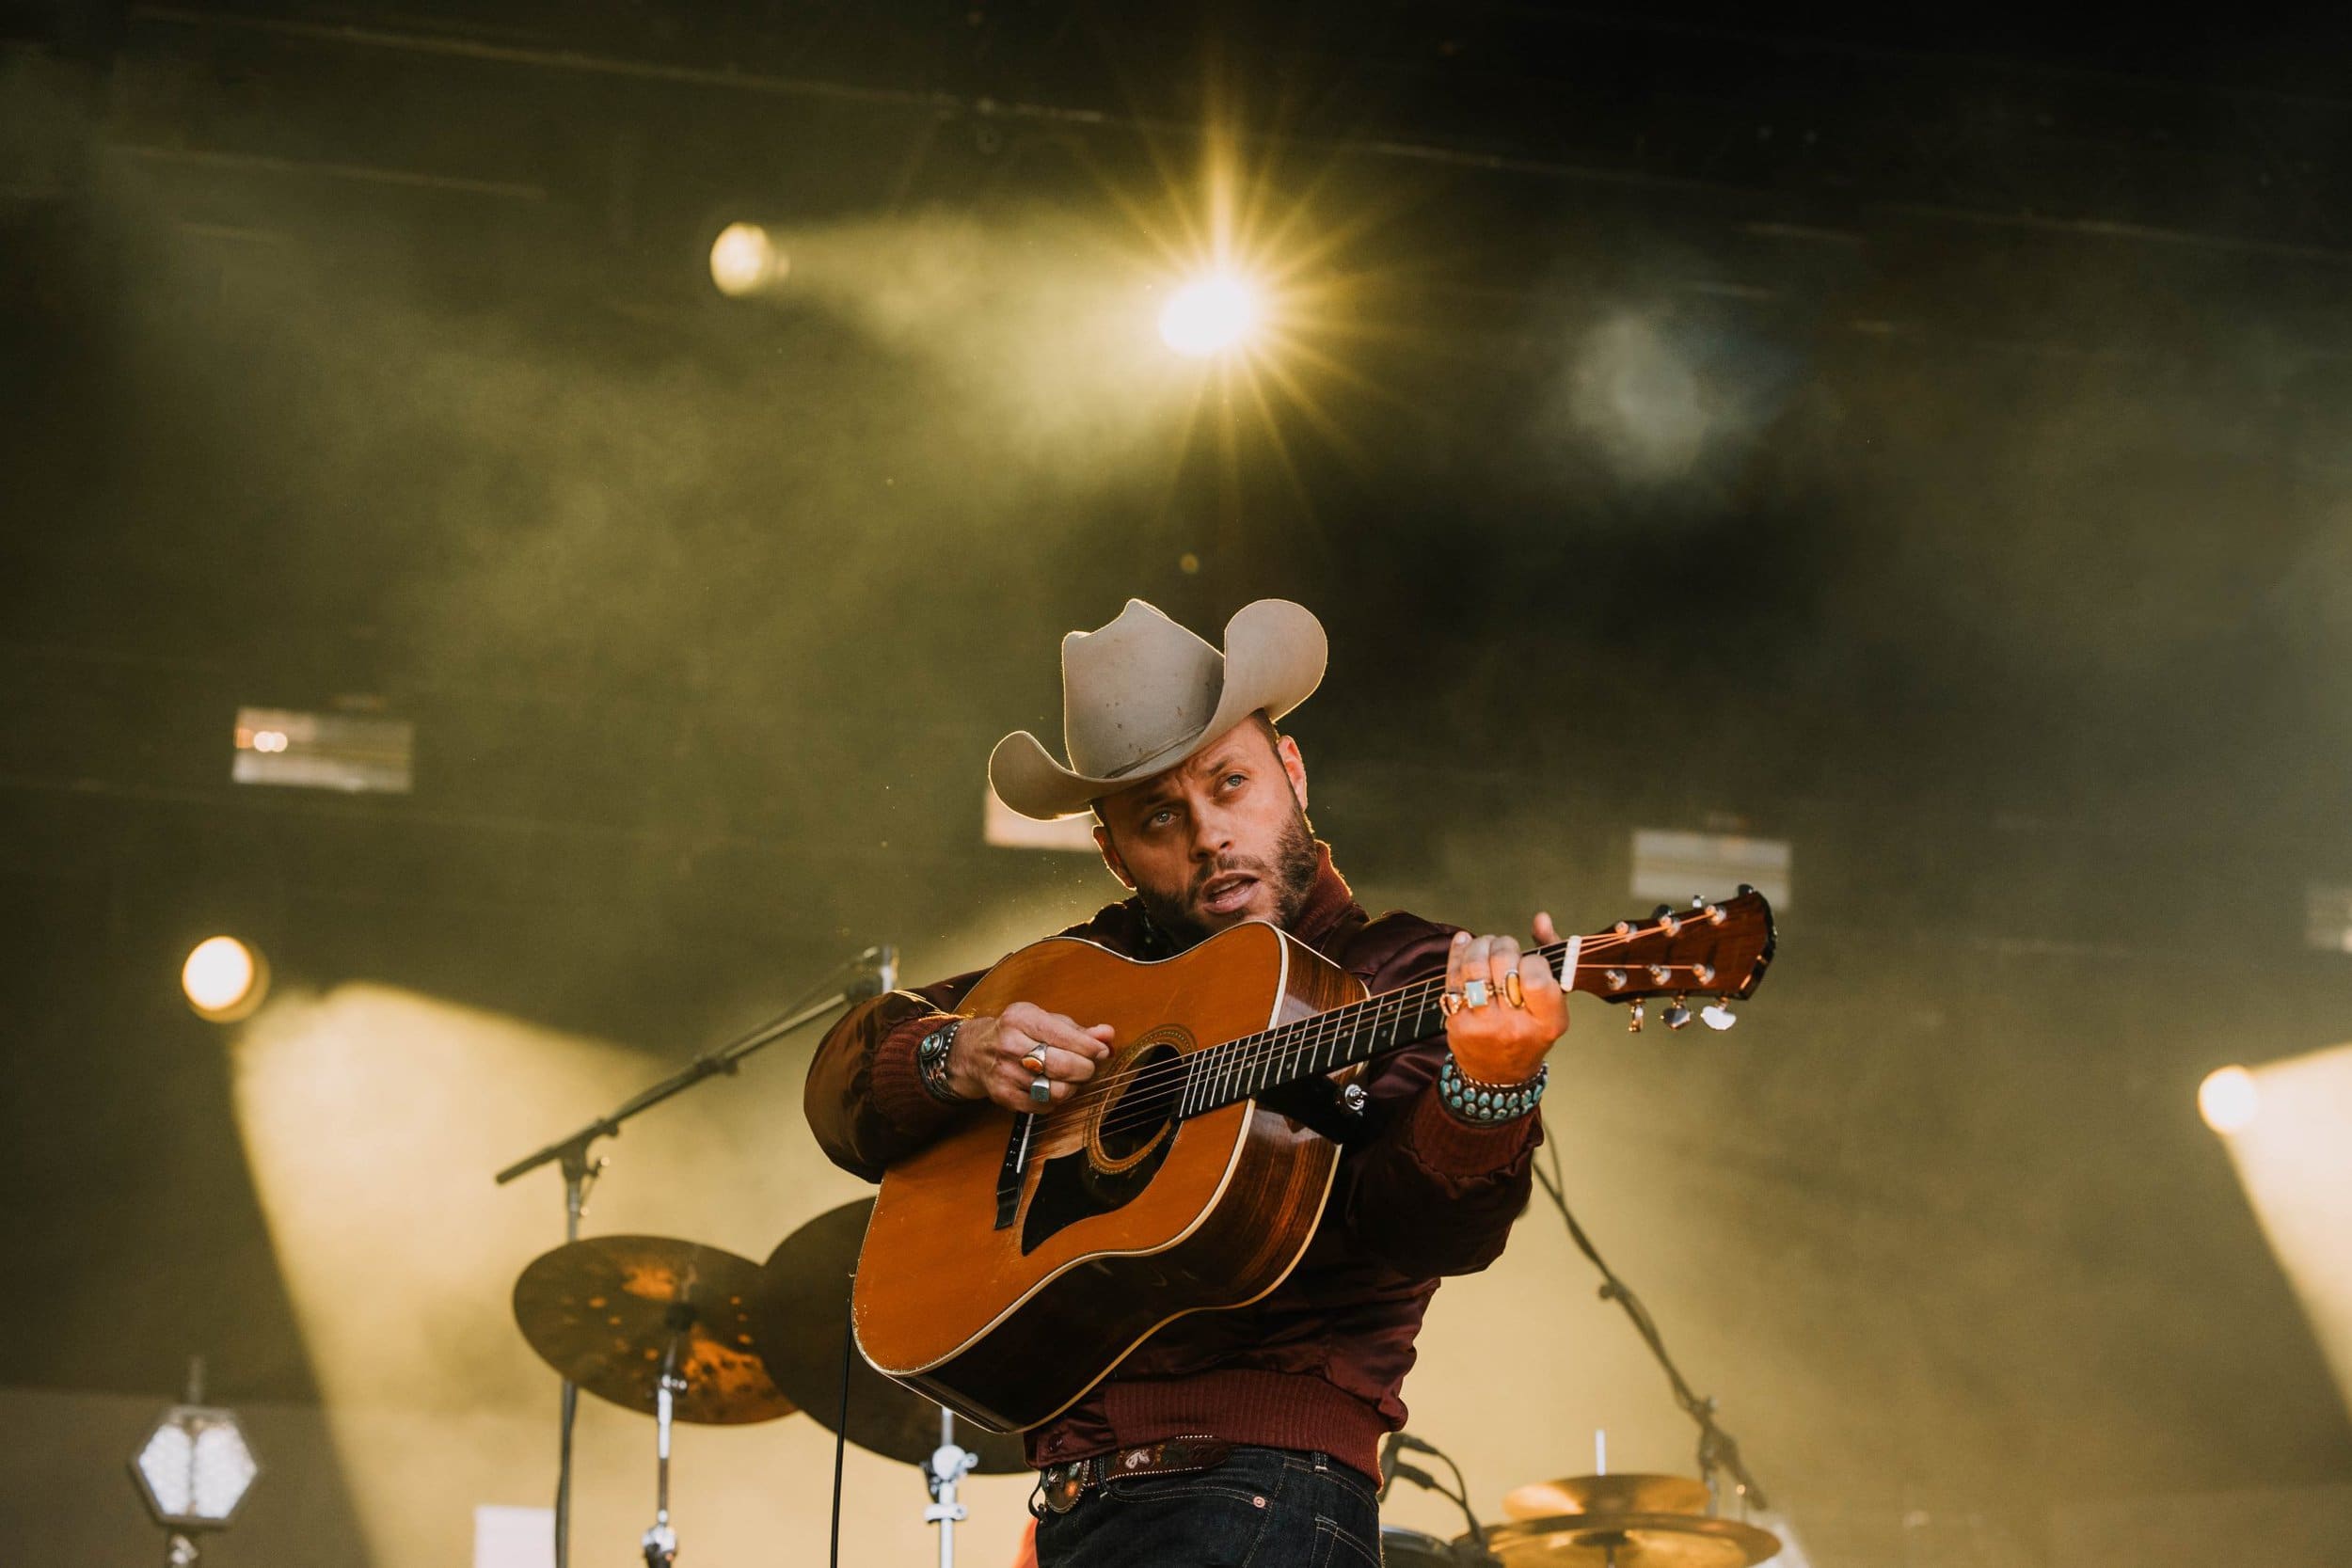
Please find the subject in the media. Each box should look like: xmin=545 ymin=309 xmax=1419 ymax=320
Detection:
xmin=1133 ymin=804 xmax=1324 ymax=950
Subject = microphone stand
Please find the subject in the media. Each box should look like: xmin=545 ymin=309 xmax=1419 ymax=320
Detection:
xmin=1530 ymin=1137 xmax=1770 ymax=1517
xmin=495 ymin=945 xmax=897 ymax=1568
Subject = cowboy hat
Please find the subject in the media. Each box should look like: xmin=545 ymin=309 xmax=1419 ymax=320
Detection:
xmin=987 ymin=598 xmax=1327 ymax=820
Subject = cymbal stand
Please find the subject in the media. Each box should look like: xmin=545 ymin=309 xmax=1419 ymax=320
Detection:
xmin=641 ymin=1346 xmax=685 ymax=1568
xmin=494 ymin=946 xmax=894 ymax=1568
xmin=921 ymin=1405 xmax=978 ymax=1568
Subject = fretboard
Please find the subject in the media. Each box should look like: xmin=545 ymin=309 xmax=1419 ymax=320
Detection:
xmin=1173 ymin=937 xmax=1581 ymax=1119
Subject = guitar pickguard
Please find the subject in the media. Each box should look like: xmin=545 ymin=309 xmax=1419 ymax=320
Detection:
xmin=1017 ymin=1030 xmax=1190 ymax=1256
xmin=1019 ymin=1136 xmax=1175 ymax=1254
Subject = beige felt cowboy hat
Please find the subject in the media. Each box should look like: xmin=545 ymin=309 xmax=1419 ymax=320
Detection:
xmin=988 ymin=598 xmax=1327 ymax=820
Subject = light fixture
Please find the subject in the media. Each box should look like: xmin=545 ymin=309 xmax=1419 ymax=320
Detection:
xmin=183 ymin=937 xmax=269 ymax=1023
xmin=708 ymin=222 xmax=787 ymax=297
xmin=233 ymin=705 xmax=413 ymax=795
xmin=1158 ymin=273 xmax=1262 ymax=357
xmin=130 ymin=1359 xmax=261 ymax=1566
xmin=2199 ymin=1065 xmax=2260 ymax=1134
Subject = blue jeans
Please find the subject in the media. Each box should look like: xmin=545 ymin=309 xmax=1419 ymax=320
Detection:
xmin=1034 ymin=1446 xmax=1383 ymax=1567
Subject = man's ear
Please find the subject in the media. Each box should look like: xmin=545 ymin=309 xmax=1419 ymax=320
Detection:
xmin=1093 ymin=821 xmax=1136 ymax=889
xmin=1276 ymin=734 xmax=1309 ymax=813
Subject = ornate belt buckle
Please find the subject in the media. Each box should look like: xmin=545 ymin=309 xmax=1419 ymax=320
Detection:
xmin=1038 ymin=1461 xmax=1089 ymax=1515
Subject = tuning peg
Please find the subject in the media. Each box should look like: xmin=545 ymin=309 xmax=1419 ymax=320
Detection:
xmin=1603 ymin=968 xmax=1629 ymax=991
xmin=1646 ymin=963 xmax=1671 ymax=987
xmin=1626 ymin=1000 xmax=1645 ymax=1034
xmin=1701 ymin=1000 xmax=1737 ymax=1031
xmin=1663 ymin=1004 xmax=1692 ymax=1031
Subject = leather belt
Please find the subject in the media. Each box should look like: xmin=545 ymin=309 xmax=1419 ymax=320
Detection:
xmin=1034 ymin=1436 xmax=1233 ymax=1515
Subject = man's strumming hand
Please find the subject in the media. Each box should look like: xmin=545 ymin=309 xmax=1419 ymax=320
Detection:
xmin=1442 ymin=912 xmax=1571 ymax=1085
xmin=946 ymin=1003 xmax=1115 ymax=1114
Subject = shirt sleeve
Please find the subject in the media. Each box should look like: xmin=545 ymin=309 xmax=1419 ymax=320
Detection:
xmin=1334 ymin=922 xmax=1544 ymax=1279
xmin=802 ymin=905 xmax=1142 ymax=1181
xmin=802 ymin=969 xmax=986 ymax=1182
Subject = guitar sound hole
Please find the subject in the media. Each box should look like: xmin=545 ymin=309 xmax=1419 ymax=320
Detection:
xmin=1096 ymin=1042 xmax=1181 ymax=1163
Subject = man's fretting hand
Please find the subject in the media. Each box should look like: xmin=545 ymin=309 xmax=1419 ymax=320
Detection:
xmin=1442 ymin=912 xmax=1572 ymax=1085
xmin=947 ymin=1002 xmax=1116 ymax=1113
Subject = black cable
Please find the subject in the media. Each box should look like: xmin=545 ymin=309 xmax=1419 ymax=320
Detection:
xmin=1430 ymin=1446 xmax=1487 ymax=1546
xmin=1532 ymin=1124 xmax=1770 ymax=1512
xmin=829 ymin=1270 xmax=853 ymax=1568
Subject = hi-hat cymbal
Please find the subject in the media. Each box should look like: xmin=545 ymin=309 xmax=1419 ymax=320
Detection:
xmin=1478 ymin=1513 xmax=1782 ymax=1568
xmin=513 ymin=1235 xmax=794 ymax=1425
xmin=1503 ymin=1474 xmax=1714 ymax=1520
xmin=748 ymin=1198 xmax=1027 ymax=1474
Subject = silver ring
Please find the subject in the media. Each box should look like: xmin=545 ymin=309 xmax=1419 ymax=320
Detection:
xmin=1028 ymin=1074 xmax=1053 ymax=1106
xmin=1462 ymin=977 xmax=1491 ymax=1009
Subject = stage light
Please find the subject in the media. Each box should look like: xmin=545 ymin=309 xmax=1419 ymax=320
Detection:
xmin=2199 ymin=1065 xmax=2260 ymax=1134
xmin=2215 ymin=1043 xmax=2352 ymax=1418
xmin=233 ymin=705 xmax=413 ymax=795
xmin=709 ymin=222 xmax=787 ymax=297
xmin=130 ymin=1359 xmax=260 ymax=1564
xmin=183 ymin=936 xmax=268 ymax=1023
xmin=1158 ymin=273 xmax=1261 ymax=357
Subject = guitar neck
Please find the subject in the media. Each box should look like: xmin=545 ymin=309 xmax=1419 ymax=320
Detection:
xmin=1174 ymin=892 xmax=1772 ymax=1122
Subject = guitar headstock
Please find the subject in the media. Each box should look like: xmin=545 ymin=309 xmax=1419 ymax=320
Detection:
xmin=1566 ymin=885 xmax=1775 ymax=1033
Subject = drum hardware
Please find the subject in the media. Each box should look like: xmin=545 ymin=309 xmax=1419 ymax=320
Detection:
xmin=920 ymin=1404 xmax=980 ymax=1568
xmin=1379 ymin=1431 xmax=1503 ymax=1565
xmin=1478 ymin=1511 xmax=1782 ymax=1566
xmin=641 ymin=1358 xmax=683 ymax=1568
xmin=513 ymin=1236 xmax=798 ymax=1568
xmin=748 ymin=1198 xmax=1025 ymax=1567
xmin=746 ymin=1199 xmax=1026 ymax=1474
xmin=1503 ymin=1472 xmax=1716 ymax=1522
xmin=493 ymin=943 xmax=897 ymax=1567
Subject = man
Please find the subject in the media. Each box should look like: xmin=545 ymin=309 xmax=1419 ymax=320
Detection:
xmin=804 ymin=597 xmax=1569 ymax=1566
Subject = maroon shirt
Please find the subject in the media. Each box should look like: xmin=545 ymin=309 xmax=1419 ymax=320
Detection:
xmin=801 ymin=842 xmax=1540 ymax=1478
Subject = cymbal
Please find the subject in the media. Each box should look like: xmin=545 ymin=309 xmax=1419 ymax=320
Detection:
xmin=1478 ymin=1513 xmax=1782 ymax=1568
xmin=513 ymin=1235 xmax=794 ymax=1425
xmin=748 ymin=1198 xmax=1027 ymax=1474
xmin=1503 ymin=1474 xmax=1714 ymax=1520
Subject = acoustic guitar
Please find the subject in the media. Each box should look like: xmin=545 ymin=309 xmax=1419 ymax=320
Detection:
xmin=851 ymin=889 xmax=1776 ymax=1432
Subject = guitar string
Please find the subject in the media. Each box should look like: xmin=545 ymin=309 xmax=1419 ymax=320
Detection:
xmin=1040 ymin=941 xmax=1564 ymax=1126
xmin=1042 ymin=931 xmax=1725 ymax=1134
xmin=1077 ymin=930 xmax=1722 ymax=1114
xmin=1026 ymin=927 xmax=1737 ymax=1141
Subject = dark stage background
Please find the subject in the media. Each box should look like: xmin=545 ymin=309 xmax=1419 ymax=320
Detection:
xmin=4 ymin=4 xmax=2350 ymax=1564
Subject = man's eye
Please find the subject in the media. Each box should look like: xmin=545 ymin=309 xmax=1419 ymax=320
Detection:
xmin=1223 ymin=773 xmax=1247 ymax=789
xmin=1149 ymin=808 xmax=1175 ymax=828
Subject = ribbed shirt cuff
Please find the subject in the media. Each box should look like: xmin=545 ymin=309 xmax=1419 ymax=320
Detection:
xmin=1405 ymin=1077 xmax=1540 ymax=1176
xmin=867 ymin=1012 xmax=962 ymax=1138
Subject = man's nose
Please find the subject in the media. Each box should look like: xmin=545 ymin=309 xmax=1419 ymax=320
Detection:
xmin=1187 ymin=807 xmax=1232 ymax=861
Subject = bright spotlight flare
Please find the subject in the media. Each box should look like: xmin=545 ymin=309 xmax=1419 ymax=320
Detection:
xmin=2200 ymin=1064 xmax=2261 ymax=1134
xmin=183 ymin=936 xmax=268 ymax=1023
xmin=1159 ymin=272 xmax=1263 ymax=358
xmin=709 ymin=223 xmax=787 ymax=298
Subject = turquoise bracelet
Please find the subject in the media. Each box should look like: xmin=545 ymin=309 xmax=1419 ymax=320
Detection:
xmin=1438 ymin=1055 xmax=1548 ymax=1125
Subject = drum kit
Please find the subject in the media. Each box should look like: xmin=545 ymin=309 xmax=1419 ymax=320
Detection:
xmin=509 ymin=1197 xmax=1024 ymax=1567
xmin=509 ymin=1202 xmax=1784 ymax=1568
